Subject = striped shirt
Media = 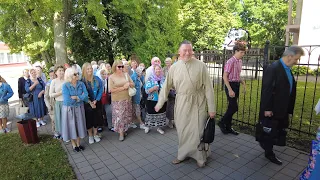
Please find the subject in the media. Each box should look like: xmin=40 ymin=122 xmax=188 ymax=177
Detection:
xmin=224 ymin=56 xmax=242 ymax=82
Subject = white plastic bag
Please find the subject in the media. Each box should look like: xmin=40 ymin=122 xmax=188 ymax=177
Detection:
xmin=314 ymin=99 xmax=320 ymax=115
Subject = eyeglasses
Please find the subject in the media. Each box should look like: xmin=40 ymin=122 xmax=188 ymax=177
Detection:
xmin=117 ymin=66 xmax=124 ymax=68
xmin=74 ymin=73 xmax=79 ymax=76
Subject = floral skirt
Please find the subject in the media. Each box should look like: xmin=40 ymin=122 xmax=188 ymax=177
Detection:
xmin=112 ymin=99 xmax=132 ymax=133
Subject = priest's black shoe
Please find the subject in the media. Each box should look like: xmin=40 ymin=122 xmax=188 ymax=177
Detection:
xmin=227 ymin=128 xmax=239 ymax=135
xmin=265 ymin=154 xmax=282 ymax=165
xmin=218 ymin=121 xmax=228 ymax=134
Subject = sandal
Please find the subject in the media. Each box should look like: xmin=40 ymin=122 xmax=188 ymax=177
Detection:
xmin=172 ymin=157 xmax=190 ymax=165
xmin=197 ymin=162 xmax=205 ymax=168
xmin=172 ymin=159 xmax=183 ymax=164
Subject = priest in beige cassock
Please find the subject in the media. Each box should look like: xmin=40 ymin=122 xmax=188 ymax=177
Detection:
xmin=155 ymin=40 xmax=216 ymax=168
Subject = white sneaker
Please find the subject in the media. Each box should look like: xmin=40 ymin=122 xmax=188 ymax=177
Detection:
xmin=130 ymin=123 xmax=137 ymax=128
xmin=144 ymin=127 xmax=150 ymax=134
xmin=36 ymin=122 xmax=41 ymax=128
xmin=157 ymin=128 xmax=164 ymax=135
xmin=94 ymin=135 xmax=101 ymax=143
xmin=89 ymin=136 xmax=94 ymax=144
xmin=40 ymin=120 xmax=46 ymax=126
xmin=140 ymin=124 xmax=146 ymax=129
xmin=5 ymin=128 xmax=10 ymax=133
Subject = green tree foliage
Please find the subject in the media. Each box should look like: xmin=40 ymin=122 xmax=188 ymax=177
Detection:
xmin=179 ymin=0 xmax=240 ymax=51
xmin=232 ymin=0 xmax=289 ymax=47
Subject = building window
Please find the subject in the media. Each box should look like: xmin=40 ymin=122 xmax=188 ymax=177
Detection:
xmin=0 ymin=53 xmax=5 ymax=64
xmin=7 ymin=53 xmax=13 ymax=63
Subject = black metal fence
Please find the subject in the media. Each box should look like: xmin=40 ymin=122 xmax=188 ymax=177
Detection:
xmin=196 ymin=42 xmax=320 ymax=139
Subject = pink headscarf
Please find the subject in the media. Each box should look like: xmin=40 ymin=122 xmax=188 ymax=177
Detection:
xmin=151 ymin=57 xmax=160 ymax=66
xmin=150 ymin=64 xmax=164 ymax=82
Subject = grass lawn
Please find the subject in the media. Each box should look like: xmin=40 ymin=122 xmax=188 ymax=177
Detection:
xmin=214 ymin=79 xmax=320 ymax=152
xmin=0 ymin=133 xmax=75 ymax=180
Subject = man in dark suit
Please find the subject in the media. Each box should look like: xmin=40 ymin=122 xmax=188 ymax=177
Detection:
xmin=257 ymin=46 xmax=304 ymax=165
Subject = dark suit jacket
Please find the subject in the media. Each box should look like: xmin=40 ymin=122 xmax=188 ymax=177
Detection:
xmin=259 ymin=60 xmax=296 ymax=129
xmin=18 ymin=77 xmax=27 ymax=99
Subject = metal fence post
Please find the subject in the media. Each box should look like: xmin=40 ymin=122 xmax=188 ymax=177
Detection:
xmin=221 ymin=47 xmax=226 ymax=91
xmin=263 ymin=40 xmax=270 ymax=74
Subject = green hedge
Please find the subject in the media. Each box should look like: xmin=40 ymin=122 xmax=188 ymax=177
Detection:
xmin=291 ymin=66 xmax=320 ymax=76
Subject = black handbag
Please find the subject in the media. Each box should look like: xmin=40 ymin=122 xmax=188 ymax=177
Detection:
xmin=198 ymin=117 xmax=216 ymax=151
xmin=23 ymin=93 xmax=33 ymax=102
xmin=202 ymin=117 xmax=216 ymax=143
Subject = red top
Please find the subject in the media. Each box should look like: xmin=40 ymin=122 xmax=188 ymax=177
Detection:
xmin=224 ymin=56 xmax=242 ymax=82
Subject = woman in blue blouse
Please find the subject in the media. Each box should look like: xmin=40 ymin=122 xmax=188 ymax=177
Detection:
xmin=131 ymin=66 xmax=149 ymax=133
xmin=25 ymin=69 xmax=47 ymax=128
xmin=61 ymin=68 xmax=88 ymax=152
xmin=0 ymin=76 xmax=13 ymax=133
xmin=81 ymin=63 xmax=103 ymax=144
xmin=145 ymin=64 xmax=167 ymax=134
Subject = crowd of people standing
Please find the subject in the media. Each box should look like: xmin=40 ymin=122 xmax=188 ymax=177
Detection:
xmin=15 ymin=56 xmax=177 ymax=152
xmin=0 ymin=40 xmax=307 ymax=169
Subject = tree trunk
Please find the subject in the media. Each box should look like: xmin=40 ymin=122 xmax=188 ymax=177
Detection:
xmin=53 ymin=0 xmax=69 ymax=65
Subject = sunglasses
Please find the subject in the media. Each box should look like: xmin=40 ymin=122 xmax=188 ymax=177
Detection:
xmin=117 ymin=66 xmax=124 ymax=68
xmin=74 ymin=73 xmax=79 ymax=76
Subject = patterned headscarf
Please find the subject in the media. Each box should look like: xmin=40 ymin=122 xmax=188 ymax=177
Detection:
xmin=150 ymin=64 xmax=164 ymax=82
xmin=136 ymin=66 xmax=144 ymax=77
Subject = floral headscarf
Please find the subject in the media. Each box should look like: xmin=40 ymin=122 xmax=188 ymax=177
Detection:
xmin=149 ymin=64 xmax=164 ymax=82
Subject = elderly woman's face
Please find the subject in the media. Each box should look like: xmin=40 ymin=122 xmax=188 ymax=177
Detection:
xmin=155 ymin=66 xmax=161 ymax=76
xmin=72 ymin=70 xmax=79 ymax=81
xmin=35 ymin=67 xmax=42 ymax=76
xmin=30 ymin=70 xmax=36 ymax=78
xmin=86 ymin=65 xmax=93 ymax=75
xmin=116 ymin=63 xmax=124 ymax=73
xmin=165 ymin=60 xmax=172 ymax=67
xmin=101 ymin=72 xmax=107 ymax=80
xmin=106 ymin=64 xmax=111 ymax=70
xmin=23 ymin=70 xmax=29 ymax=77
xmin=131 ymin=61 xmax=137 ymax=69
xmin=153 ymin=59 xmax=161 ymax=65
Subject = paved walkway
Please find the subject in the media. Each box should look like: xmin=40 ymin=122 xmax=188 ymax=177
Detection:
xmin=8 ymin=109 xmax=309 ymax=180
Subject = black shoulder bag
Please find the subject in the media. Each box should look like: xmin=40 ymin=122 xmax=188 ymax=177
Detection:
xmin=23 ymin=79 xmax=34 ymax=102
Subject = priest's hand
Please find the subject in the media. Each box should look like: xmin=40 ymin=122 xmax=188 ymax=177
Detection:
xmin=154 ymin=105 xmax=160 ymax=112
xmin=264 ymin=111 xmax=273 ymax=117
xmin=208 ymin=112 xmax=216 ymax=118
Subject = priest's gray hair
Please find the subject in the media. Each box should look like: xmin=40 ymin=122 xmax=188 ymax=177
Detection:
xmin=179 ymin=40 xmax=192 ymax=48
xmin=283 ymin=46 xmax=305 ymax=57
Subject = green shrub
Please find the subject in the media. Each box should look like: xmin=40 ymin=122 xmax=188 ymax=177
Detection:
xmin=291 ymin=66 xmax=310 ymax=75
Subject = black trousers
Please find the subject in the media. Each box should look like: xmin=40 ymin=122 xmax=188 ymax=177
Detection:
xmin=221 ymin=82 xmax=240 ymax=129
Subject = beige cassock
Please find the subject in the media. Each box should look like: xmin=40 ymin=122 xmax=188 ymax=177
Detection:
xmin=156 ymin=58 xmax=215 ymax=164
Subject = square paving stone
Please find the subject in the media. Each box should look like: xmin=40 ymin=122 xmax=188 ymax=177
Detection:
xmin=95 ymin=167 xmax=110 ymax=176
xmin=124 ymin=162 xmax=140 ymax=172
xmin=168 ymin=170 xmax=185 ymax=180
xmin=216 ymin=165 xmax=234 ymax=175
xmin=228 ymin=171 xmax=248 ymax=180
xmin=148 ymin=169 xmax=164 ymax=179
xmin=142 ymin=163 xmax=157 ymax=173
xmin=118 ymin=158 xmax=133 ymax=166
xmin=159 ymin=164 xmax=177 ymax=174
xmin=103 ymin=158 xmax=117 ymax=166
xmin=156 ymin=174 xmax=174 ymax=180
xmin=130 ymin=168 xmax=146 ymax=178
xmin=79 ymin=166 xmax=94 ymax=174
xmin=245 ymin=161 xmax=263 ymax=171
xmin=136 ymin=174 xmax=154 ymax=180
xmin=237 ymin=166 xmax=255 ymax=176
xmin=146 ymin=155 xmax=160 ymax=162
xmin=153 ymin=159 xmax=167 ymax=168
xmin=74 ymin=157 xmax=87 ymax=164
xmin=207 ymin=170 xmax=226 ymax=180
xmin=117 ymin=173 xmax=135 ymax=180
xmin=107 ymin=162 xmax=122 ymax=171
xmin=136 ymin=159 xmax=150 ymax=167
xmin=82 ymin=171 xmax=98 ymax=180
xmin=92 ymin=162 xmax=105 ymax=170
xmin=188 ymin=170 xmax=205 ymax=180
xmin=280 ymin=167 xmax=300 ymax=178
xmin=249 ymin=171 xmax=270 ymax=180
xmin=258 ymin=167 xmax=278 ymax=177
xmin=196 ymin=166 xmax=214 ymax=175
xmin=99 ymin=172 xmax=115 ymax=180
xmin=272 ymin=173 xmax=294 ymax=180
xmin=77 ymin=161 xmax=91 ymax=169
xmin=111 ymin=167 xmax=128 ymax=177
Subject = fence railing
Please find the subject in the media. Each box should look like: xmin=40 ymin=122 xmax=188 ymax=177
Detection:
xmin=196 ymin=42 xmax=320 ymax=139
